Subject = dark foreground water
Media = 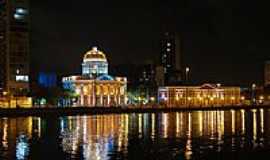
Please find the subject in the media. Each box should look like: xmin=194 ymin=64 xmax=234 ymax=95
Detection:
xmin=1 ymin=109 xmax=270 ymax=160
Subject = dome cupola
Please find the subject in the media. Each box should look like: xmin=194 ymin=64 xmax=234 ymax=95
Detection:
xmin=83 ymin=47 xmax=107 ymax=62
xmin=82 ymin=47 xmax=108 ymax=77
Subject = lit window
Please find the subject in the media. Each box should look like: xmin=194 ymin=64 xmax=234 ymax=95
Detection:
xmin=16 ymin=75 xmax=29 ymax=82
xmin=167 ymin=48 xmax=170 ymax=52
xmin=14 ymin=8 xmax=28 ymax=20
xmin=16 ymin=8 xmax=28 ymax=14
xmin=14 ymin=14 xmax=22 ymax=20
xmin=167 ymin=43 xmax=171 ymax=46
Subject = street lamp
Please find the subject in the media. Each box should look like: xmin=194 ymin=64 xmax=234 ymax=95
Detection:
xmin=251 ymin=83 xmax=256 ymax=105
xmin=185 ymin=67 xmax=190 ymax=84
xmin=185 ymin=67 xmax=190 ymax=108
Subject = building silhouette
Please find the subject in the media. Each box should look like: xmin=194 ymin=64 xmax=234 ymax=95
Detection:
xmin=158 ymin=2 xmax=182 ymax=86
xmin=0 ymin=0 xmax=30 ymax=95
xmin=160 ymin=31 xmax=182 ymax=85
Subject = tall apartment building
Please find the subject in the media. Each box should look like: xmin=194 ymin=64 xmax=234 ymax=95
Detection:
xmin=160 ymin=31 xmax=181 ymax=85
xmin=0 ymin=0 xmax=30 ymax=95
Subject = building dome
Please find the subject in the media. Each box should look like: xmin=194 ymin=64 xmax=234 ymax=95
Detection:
xmin=83 ymin=47 xmax=107 ymax=62
xmin=82 ymin=46 xmax=109 ymax=77
xmin=97 ymin=74 xmax=114 ymax=81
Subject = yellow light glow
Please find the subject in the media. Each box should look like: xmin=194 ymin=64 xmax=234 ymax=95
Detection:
xmin=150 ymin=97 xmax=155 ymax=101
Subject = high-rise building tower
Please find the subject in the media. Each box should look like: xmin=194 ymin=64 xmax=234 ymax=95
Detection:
xmin=0 ymin=0 xmax=30 ymax=95
xmin=160 ymin=32 xmax=181 ymax=85
xmin=159 ymin=2 xmax=182 ymax=85
xmin=265 ymin=61 xmax=270 ymax=87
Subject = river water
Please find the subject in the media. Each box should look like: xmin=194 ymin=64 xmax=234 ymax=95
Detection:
xmin=0 ymin=108 xmax=270 ymax=160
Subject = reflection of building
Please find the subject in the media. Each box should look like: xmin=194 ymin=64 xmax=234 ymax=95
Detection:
xmin=265 ymin=61 xmax=270 ymax=87
xmin=0 ymin=0 xmax=30 ymax=95
xmin=158 ymin=84 xmax=241 ymax=107
xmin=62 ymin=47 xmax=127 ymax=106
xmin=0 ymin=117 xmax=41 ymax=160
xmin=60 ymin=115 xmax=129 ymax=159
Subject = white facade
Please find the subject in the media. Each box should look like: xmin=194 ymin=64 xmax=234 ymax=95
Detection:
xmin=63 ymin=47 xmax=127 ymax=107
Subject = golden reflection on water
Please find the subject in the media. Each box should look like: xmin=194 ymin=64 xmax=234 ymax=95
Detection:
xmin=162 ymin=113 xmax=168 ymax=138
xmin=241 ymin=109 xmax=245 ymax=135
xmin=252 ymin=109 xmax=257 ymax=143
xmin=151 ymin=113 xmax=155 ymax=139
xmin=260 ymin=109 xmax=264 ymax=135
xmin=231 ymin=110 xmax=235 ymax=135
xmin=60 ymin=114 xmax=131 ymax=160
xmin=0 ymin=109 xmax=269 ymax=159
xmin=0 ymin=117 xmax=41 ymax=160
xmin=185 ymin=112 xmax=192 ymax=160
xmin=138 ymin=113 xmax=142 ymax=138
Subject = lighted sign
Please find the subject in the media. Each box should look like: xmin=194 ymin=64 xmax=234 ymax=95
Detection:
xmin=16 ymin=75 xmax=29 ymax=82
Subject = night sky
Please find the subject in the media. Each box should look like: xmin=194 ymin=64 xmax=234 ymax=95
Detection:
xmin=30 ymin=0 xmax=270 ymax=86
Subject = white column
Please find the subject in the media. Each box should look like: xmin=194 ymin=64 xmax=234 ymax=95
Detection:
xmin=92 ymin=82 xmax=96 ymax=107
xmin=100 ymin=95 xmax=103 ymax=106
xmin=107 ymin=95 xmax=110 ymax=106
xmin=81 ymin=94 xmax=84 ymax=106
xmin=114 ymin=96 xmax=117 ymax=106
xmin=88 ymin=95 xmax=91 ymax=107
xmin=118 ymin=95 xmax=121 ymax=106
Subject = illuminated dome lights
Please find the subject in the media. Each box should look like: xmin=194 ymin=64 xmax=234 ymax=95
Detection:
xmin=82 ymin=46 xmax=109 ymax=76
xmin=83 ymin=47 xmax=107 ymax=62
xmin=97 ymin=75 xmax=114 ymax=81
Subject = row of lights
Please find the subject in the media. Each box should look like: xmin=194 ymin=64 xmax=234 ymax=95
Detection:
xmin=174 ymin=96 xmax=235 ymax=101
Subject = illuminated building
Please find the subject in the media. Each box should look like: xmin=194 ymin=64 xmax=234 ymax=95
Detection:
xmin=158 ymin=83 xmax=241 ymax=107
xmin=0 ymin=0 xmax=30 ymax=95
xmin=62 ymin=47 xmax=127 ymax=106
xmin=265 ymin=61 xmax=270 ymax=87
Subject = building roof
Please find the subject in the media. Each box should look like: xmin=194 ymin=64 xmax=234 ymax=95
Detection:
xmin=97 ymin=74 xmax=114 ymax=81
xmin=83 ymin=47 xmax=107 ymax=62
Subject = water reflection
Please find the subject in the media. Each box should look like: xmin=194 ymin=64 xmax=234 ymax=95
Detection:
xmin=0 ymin=109 xmax=270 ymax=159
xmin=0 ymin=117 xmax=41 ymax=160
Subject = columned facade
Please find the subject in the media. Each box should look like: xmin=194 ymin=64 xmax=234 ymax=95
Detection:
xmin=158 ymin=84 xmax=241 ymax=107
xmin=62 ymin=47 xmax=127 ymax=107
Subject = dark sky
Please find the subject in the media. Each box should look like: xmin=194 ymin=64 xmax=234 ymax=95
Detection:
xmin=30 ymin=0 xmax=270 ymax=86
